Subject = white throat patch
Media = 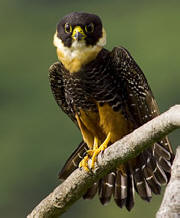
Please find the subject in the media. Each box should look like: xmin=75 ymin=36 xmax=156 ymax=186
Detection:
xmin=53 ymin=29 xmax=106 ymax=73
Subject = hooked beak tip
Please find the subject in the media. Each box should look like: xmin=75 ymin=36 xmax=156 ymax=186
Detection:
xmin=73 ymin=32 xmax=84 ymax=41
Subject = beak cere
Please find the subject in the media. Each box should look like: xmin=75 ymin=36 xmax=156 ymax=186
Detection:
xmin=74 ymin=32 xmax=83 ymax=41
xmin=72 ymin=26 xmax=86 ymax=41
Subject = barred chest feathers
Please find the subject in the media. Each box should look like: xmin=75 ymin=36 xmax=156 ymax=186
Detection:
xmin=62 ymin=49 xmax=122 ymax=113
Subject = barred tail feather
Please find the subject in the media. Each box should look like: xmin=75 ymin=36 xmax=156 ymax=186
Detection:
xmin=133 ymin=167 xmax=152 ymax=201
xmin=125 ymin=171 xmax=135 ymax=211
xmin=98 ymin=172 xmax=115 ymax=205
xmin=114 ymin=170 xmax=127 ymax=208
xmin=146 ymin=151 xmax=168 ymax=184
xmin=113 ymin=138 xmax=173 ymax=210
xmin=83 ymin=182 xmax=98 ymax=199
xmin=59 ymin=137 xmax=173 ymax=211
xmin=113 ymin=167 xmax=135 ymax=211
xmin=143 ymin=166 xmax=161 ymax=195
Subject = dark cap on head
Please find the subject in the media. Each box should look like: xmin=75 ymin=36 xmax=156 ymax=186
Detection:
xmin=56 ymin=12 xmax=103 ymax=47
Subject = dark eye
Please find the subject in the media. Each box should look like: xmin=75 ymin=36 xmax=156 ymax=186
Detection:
xmin=64 ymin=23 xmax=72 ymax=33
xmin=85 ymin=23 xmax=94 ymax=33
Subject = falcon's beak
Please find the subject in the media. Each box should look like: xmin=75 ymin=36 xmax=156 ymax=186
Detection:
xmin=72 ymin=26 xmax=86 ymax=41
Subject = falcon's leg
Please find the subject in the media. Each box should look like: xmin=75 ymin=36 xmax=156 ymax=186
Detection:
xmin=79 ymin=137 xmax=99 ymax=171
xmin=88 ymin=132 xmax=111 ymax=169
xmin=79 ymin=133 xmax=111 ymax=170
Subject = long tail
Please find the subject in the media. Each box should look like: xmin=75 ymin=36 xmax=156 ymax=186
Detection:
xmin=59 ymin=137 xmax=174 ymax=211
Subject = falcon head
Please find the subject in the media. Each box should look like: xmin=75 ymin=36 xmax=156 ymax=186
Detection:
xmin=53 ymin=12 xmax=106 ymax=73
xmin=54 ymin=12 xmax=106 ymax=48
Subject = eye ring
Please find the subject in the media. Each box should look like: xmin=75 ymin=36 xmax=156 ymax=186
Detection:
xmin=64 ymin=23 xmax=72 ymax=33
xmin=85 ymin=23 xmax=94 ymax=33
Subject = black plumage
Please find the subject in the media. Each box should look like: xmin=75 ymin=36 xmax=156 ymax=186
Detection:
xmin=56 ymin=12 xmax=103 ymax=47
xmin=99 ymin=172 xmax=115 ymax=205
xmin=49 ymin=46 xmax=174 ymax=210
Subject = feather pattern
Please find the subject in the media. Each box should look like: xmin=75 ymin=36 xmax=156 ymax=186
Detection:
xmin=49 ymin=46 xmax=174 ymax=211
xmin=98 ymin=172 xmax=115 ymax=205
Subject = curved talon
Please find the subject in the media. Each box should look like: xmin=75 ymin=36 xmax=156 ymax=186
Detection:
xmin=90 ymin=132 xmax=111 ymax=169
xmin=86 ymin=150 xmax=94 ymax=156
xmin=79 ymin=155 xmax=89 ymax=172
xmin=79 ymin=133 xmax=111 ymax=170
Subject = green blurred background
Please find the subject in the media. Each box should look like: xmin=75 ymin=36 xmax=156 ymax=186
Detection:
xmin=1 ymin=0 xmax=180 ymax=217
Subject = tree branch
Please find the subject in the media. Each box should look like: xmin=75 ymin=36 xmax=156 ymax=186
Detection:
xmin=27 ymin=105 xmax=180 ymax=218
xmin=156 ymin=146 xmax=180 ymax=217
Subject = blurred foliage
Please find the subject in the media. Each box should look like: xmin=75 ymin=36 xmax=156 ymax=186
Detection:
xmin=0 ymin=0 xmax=180 ymax=217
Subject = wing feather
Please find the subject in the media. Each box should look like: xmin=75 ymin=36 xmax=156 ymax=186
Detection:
xmin=110 ymin=46 xmax=174 ymax=205
xmin=49 ymin=62 xmax=77 ymax=124
xmin=49 ymin=62 xmax=87 ymax=179
xmin=110 ymin=46 xmax=173 ymax=153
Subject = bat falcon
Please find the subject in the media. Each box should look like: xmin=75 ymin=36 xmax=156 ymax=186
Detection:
xmin=49 ymin=12 xmax=174 ymax=210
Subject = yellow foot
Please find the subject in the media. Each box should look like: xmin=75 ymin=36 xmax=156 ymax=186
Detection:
xmin=87 ymin=132 xmax=111 ymax=169
xmin=78 ymin=137 xmax=99 ymax=172
xmin=79 ymin=155 xmax=89 ymax=172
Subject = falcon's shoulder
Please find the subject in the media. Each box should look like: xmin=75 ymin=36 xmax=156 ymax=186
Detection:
xmin=110 ymin=46 xmax=173 ymax=153
xmin=49 ymin=63 xmax=89 ymax=180
xmin=48 ymin=62 xmax=77 ymax=124
xmin=110 ymin=46 xmax=158 ymax=126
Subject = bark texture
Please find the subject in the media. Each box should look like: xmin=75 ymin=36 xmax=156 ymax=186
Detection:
xmin=156 ymin=146 xmax=180 ymax=218
xmin=27 ymin=105 xmax=180 ymax=218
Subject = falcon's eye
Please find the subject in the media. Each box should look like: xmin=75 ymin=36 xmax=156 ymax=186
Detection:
xmin=64 ymin=23 xmax=72 ymax=33
xmin=85 ymin=23 xmax=94 ymax=33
